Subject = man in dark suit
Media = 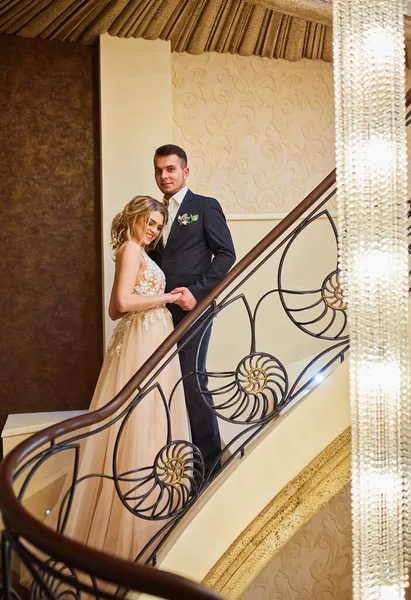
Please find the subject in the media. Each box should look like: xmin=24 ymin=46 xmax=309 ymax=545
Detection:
xmin=150 ymin=144 xmax=236 ymax=477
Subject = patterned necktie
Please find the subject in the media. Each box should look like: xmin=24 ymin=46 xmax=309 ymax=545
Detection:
xmin=163 ymin=197 xmax=178 ymax=244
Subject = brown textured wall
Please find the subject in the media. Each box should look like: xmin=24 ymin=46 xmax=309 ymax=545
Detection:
xmin=0 ymin=35 xmax=102 ymax=423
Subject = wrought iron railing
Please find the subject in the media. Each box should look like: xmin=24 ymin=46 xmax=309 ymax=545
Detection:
xmin=1 ymin=90 xmax=410 ymax=600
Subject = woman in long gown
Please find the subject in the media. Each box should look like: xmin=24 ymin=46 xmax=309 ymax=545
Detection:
xmin=30 ymin=196 xmax=191 ymax=573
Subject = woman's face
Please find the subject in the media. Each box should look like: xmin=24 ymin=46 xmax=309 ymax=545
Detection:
xmin=134 ymin=211 xmax=164 ymax=247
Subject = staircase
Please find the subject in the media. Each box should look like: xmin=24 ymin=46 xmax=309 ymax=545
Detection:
xmin=1 ymin=92 xmax=410 ymax=600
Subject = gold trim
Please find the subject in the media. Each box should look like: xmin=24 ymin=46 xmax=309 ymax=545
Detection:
xmin=203 ymin=428 xmax=351 ymax=598
xmin=162 ymin=457 xmax=185 ymax=486
xmin=240 ymin=366 xmax=268 ymax=395
xmin=321 ymin=271 xmax=347 ymax=311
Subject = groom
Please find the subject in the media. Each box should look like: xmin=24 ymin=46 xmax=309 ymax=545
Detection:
xmin=150 ymin=144 xmax=236 ymax=476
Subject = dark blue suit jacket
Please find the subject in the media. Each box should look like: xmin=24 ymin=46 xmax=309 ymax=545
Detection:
xmin=150 ymin=189 xmax=235 ymax=322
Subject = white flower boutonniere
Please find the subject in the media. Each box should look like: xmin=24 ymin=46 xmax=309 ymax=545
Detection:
xmin=177 ymin=213 xmax=199 ymax=225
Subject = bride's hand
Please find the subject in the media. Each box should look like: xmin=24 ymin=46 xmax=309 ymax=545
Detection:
xmin=165 ymin=292 xmax=183 ymax=304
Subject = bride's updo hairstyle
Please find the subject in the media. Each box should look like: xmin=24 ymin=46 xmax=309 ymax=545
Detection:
xmin=111 ymin=195 xmax=168 ymax=256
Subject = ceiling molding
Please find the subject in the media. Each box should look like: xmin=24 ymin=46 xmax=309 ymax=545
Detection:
xmin=0 ymin=0 xmax=333 ymax=61
xmin=0 ymin=0 xmax=410 ymax=65
xmin=250 ymin=0 xmax=332 ymax=27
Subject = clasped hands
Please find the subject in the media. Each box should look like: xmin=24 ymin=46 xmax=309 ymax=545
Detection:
xmin=169 ymin=287 xmax=197 ymax=311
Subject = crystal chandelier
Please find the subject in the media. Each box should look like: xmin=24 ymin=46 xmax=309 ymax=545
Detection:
xmin=332 ymin=1 xmax=411 ymax=599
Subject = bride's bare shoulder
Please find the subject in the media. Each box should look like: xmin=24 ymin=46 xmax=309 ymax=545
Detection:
xmin=115 ymin=241 xmax=143 ymax=271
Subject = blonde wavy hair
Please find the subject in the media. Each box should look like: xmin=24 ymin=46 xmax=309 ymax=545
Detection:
xmin=111 ymin=195 xmax=168 ymax=256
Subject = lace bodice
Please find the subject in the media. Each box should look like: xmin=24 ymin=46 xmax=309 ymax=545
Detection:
xmin=107 ymin=252 xmax=169 ymax=358
xmin=134 ymin=252 xmax=165 ymax=295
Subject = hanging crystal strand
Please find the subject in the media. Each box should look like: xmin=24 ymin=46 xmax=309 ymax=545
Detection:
xmin=333 ymin=1 xmax=411 ymax=599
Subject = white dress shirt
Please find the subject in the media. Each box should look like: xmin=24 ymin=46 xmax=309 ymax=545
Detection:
xmin=162 ymin=186 xmax=188 ymax=244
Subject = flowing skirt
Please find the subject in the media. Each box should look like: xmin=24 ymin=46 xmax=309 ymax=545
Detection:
xmin=43 ymin=306 xmax=190 ymax=565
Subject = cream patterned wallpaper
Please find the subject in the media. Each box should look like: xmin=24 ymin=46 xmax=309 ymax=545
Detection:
xmin=240 ymin=484 xmax=352 ymax=600
xmin=172 ymin=53 xmax=336 ymax=214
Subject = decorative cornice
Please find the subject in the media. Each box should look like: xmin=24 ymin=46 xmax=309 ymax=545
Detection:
xmin=2 ymin=0 xmax=411 ymax=64
xmin=0 ymin=0 xmax=332 ymax=61
xmin=251 ymin=0 xmax=332 ymax=27
xmin=203 ymin=428 xmax=351 ymax=598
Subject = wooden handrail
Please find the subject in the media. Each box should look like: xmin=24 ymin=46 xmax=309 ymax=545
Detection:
xmin=1 ymin=91 xmax=410 ymax=598
xmin=0 ymin=171 xmax=337 ymax=598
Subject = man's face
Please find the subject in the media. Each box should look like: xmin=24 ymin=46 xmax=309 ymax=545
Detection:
xmin=154 ymin=154 xmax=189 ymax=199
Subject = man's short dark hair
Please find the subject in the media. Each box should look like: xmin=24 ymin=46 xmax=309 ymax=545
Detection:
xmin=155 ymin=144 xmax=187 ymax=167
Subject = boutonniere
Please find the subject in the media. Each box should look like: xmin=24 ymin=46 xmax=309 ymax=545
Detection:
xmin=177 ymin=213 xmax=199 ymax=225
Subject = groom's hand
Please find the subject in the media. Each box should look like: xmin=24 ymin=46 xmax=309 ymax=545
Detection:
xmin=171 ymin=287 xmax=197 ymax=311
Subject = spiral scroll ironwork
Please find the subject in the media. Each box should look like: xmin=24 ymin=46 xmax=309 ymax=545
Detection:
xmin=321 ymin=270 xmax=347 ymax=311
xmin=1 ymin=173 xmax=358 ymax=599
xmin=116 ymin=441 xmax=203 ymax=520
xmin=213 ymin=352 xmax=289 ymax=423
xmin=275 ymin=209 xmax=348 ymax=341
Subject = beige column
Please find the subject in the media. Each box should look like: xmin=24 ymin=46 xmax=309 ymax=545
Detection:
xmin=99 ymin=34 xmax=173 ymax=346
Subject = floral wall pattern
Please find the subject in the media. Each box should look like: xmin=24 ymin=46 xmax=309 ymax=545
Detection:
xmin=240 ymin=484 xmax=352 ymax=600
xmin=172 ymin=53 xmax=336 ymax=214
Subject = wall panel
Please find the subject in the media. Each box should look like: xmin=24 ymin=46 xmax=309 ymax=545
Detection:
xmin=0 ymin=35 xmax=102 ymax=423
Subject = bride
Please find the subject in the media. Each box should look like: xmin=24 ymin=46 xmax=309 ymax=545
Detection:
xmin=38 ymin=196 xmax=191 ymax=567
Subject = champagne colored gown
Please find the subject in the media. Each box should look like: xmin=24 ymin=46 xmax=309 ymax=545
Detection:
xmin=43 ymin=251 xmax=190 ymax=567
